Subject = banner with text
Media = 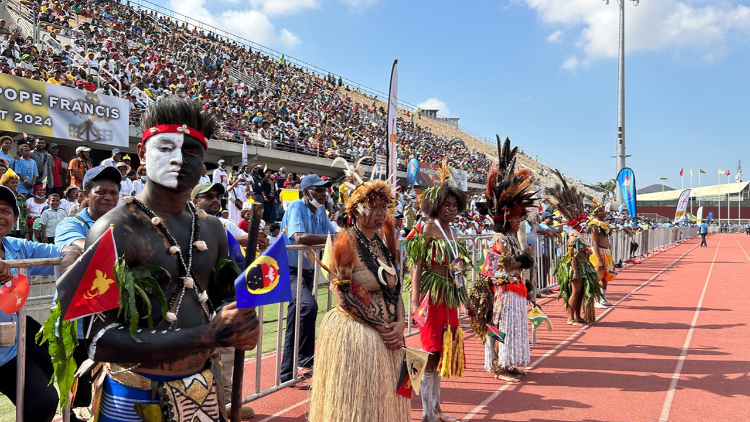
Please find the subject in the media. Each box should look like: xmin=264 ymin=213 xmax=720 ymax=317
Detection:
xmin=416 ymin=162 xmax=469 ymax=191
xmin=0 ymin=73 xmax=129 ymax=147
xmin=450 ymin=168 xmax=468 ymax=191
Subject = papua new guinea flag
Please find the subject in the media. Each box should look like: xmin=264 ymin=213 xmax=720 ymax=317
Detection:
xmin=396 ymin=357 xmax=413 ymax=399
xmin=486 ymin=324 xmax=506 ymax=343
xmin=235 ymin=239 xmax=291 ymax=308
xmin=58 ymin=227 xmax=119 ymax=320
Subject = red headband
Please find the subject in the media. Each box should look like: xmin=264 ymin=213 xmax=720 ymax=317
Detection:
xmin=141 ymin=124 xmax=207 ymax=149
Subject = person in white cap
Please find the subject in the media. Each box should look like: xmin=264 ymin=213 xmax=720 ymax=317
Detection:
xmin=68 ymin=146 xmax=92 ymax=188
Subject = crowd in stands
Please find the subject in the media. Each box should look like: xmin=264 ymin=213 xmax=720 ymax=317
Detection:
xmin=2 ymin=0 xmax=491 ymax=183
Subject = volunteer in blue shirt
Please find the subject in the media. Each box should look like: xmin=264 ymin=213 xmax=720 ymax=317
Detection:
xmin=279 ymin=174 xmax=336 ymax=389
xmin=699 ymin=221 xmax=708 ymax=247
xmin=0 ymin=185 xmax=79 ymax=422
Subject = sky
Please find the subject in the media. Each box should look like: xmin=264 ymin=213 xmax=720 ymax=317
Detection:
xmin=145 ymin=0 xmax=750 ymax=190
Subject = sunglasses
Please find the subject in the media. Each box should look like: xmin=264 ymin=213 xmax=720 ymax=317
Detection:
xmin=197 ymin=193 xmax=222 ymax=200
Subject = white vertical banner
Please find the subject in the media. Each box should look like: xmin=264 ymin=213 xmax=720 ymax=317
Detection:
xmin=696 ymin=206 xmax=704 ymax=223
xmin=242 ymin=138 xmax=248 ymax=167
xmin=674 ymin=189 xmax=692 ymax=223
xmin=386 ymin=60 xmax=398 ymax=185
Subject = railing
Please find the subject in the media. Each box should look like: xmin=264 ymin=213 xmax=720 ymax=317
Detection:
xmin=10 ymin=227 xmax=698 ymax=420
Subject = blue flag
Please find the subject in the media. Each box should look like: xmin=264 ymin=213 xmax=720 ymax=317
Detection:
xmin=407 ymin=158 xmax=419 ymax=186
xmin=706 ymin=210 xmax=714 ymax=225
xmin=617 ymin=167 xmax=637 ymax=217
xmin=235 ymin=239 xmax=291 ymax=308
xmin=227 ymin=230 xmax=245 ymax=269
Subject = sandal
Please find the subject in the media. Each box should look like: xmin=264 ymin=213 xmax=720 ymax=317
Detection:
xmin=509 ymin=368 xmax=528 ymax=376
xmin=494 ymin=370 xmax=519 ymax=382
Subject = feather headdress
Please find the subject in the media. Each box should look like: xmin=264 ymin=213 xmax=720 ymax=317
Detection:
xmin=331 ymin=156 xmax=374 ymax=191
xmin=480 ymin=136 xmax=537 ymax=232
xmin=547 ymin=169 xmax=588 ymax=232
xmin=421 ymin=156 xmax=453 ymax=206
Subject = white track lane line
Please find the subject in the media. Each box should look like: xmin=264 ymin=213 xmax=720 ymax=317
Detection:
xmin=733 ymin=234 xmax=750 ymax=262
xmin=658 ymin=235 xmax=723 ymax=422
xmin=464 ymin=242 xmax=700 ymax=421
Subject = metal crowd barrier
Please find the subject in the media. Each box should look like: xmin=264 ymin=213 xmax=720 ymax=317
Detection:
xmin=10 ymin=226 xmax=699 ymax=418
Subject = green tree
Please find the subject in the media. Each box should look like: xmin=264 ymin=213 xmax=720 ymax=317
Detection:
xmin=595 ymin=178 xmax=617 ymax=199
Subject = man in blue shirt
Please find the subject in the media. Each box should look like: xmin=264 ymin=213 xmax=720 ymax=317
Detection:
xmin=54 ymin=165 xmax=121 ymax=422
xmin=0 ymin=185 xmax=78 ymax=422
xmin=279 ymin=174 xmax=335 ymax=389
xmin=699 ymin=220 xmax=708 ymax=247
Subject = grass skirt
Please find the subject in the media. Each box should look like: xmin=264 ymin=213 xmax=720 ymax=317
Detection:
xmin=494 ymin=291 xmax=530 ymax=370
xmin=309 ymin=307 xmax=410 ymax=422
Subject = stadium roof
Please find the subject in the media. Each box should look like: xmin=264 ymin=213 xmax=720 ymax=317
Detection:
xmin=638 ymin=181 xmax=750 ymax=202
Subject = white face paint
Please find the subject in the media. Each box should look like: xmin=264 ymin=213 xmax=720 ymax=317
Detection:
xmin=145 ymin=132 xmax=185 ymax=189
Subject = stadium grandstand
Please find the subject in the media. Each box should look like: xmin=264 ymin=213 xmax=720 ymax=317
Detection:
xmin=0 ymin=0 xmax=603 ymax=197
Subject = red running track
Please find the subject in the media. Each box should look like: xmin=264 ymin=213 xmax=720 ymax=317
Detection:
xmin=223 ymin=234 xmax=750 ymax=421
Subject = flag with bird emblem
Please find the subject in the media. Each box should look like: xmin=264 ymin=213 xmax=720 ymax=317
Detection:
xmin=235 ymin=239 xmax=291 ymax=308
xmin=58 ymin=227 xmax=119 ymax=320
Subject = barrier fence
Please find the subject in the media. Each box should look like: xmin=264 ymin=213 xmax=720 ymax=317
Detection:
xmin=9 ymin=226 xmax=698 ymax=420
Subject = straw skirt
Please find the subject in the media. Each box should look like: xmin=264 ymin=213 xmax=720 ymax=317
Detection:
xmin=308 ymin=307 xmax=410 ymax=422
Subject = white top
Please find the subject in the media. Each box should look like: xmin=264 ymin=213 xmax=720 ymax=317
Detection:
xmin=119 ymin=178 xmax=134 ymax=205
xmin=26 ymin=198 xmax=47 ymax=218
xmin=228 ymin=184 xmax=248 ymax=224
xmin=213 ymin=168 xmax=229 ymax=187
xmin=39 ymin=208 xmax=68 ymax=237
xmin=133 ymin=180 xmax=146 ymax=196
xmin=219 ymin=217 xmax=247 ymax=239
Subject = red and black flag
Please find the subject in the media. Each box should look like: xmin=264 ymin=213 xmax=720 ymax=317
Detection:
xmin=396 ymin=357 xmax=413 ymax=399
xmin=58 ymin=227 xmax=120 ymax=321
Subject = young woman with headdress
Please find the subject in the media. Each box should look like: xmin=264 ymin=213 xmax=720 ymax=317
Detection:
xmin=588 ymin=201 xmax=615 ymax=307
xmin=308 ymin=179 xmax=410 ymax=422
xmin=403 ymin=160 xmax=477 ymax=422
xmin=472 ymin=137 xmax=537 ymax=383
xmin=547 ymin=169 xmax=603 ymax=325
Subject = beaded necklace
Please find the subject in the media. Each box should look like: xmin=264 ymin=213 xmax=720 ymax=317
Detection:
xmin=130 ymin=198 xmax=213 ymax=328
xmin=352 ymin=226 xmax=401 ymax=316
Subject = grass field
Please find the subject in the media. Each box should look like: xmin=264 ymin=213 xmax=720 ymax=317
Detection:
xmin=0 ymin=286 xmax=343 ymax=422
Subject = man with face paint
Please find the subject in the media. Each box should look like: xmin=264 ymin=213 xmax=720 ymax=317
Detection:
xmin=279 ymin=174 xmax=337 ymax=389
xmin=83 ymin=97 xmax=260 ymax=422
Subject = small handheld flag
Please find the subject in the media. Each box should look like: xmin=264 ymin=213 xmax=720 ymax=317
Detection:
xmin=226 ymin=230 xmax=246 ymax=268
xmin=0 ymin=274 xmax=29 ymax=314
xmin=413 ymin=293 xmax=430 ymax=327
xmin=58 ymin=227 xmax=119 ymax=320
xmin=235 ymin=239 xmax=291 ymax=308
xmin=486 ymin=324 xmax=505 ymax=343
xmin=404 ymin=347 xmax=430 ymax=395
xmin=396 ymin=358 xmax=413 ymax=399
xmin=528 ymin=306 xmax=552 ymax=331
xmin=320 ymin=234 xmax=334 ymax=282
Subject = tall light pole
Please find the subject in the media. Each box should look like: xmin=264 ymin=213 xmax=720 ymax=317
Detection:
xmin=605 ymin=0 xmax=639 ymax=201
xmin=659 ymin=177 xmax=668 ymax=192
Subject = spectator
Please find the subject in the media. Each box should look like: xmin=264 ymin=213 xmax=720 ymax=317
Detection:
xmin=133 ymin=166 xmax=147 ymax=196
xmin=67 ymin=189 xmax=85 ymax=217
xmin=68 ymin=146 xmax=91 ymax=188
xmin=99 ymin=148 xmax=121 ymax=167
xmin=26 ymin=184 xmax=48 ymax=239
xmin=115 ymin=161 xmax=134 ymax=203
xmin=0 ymin=185 xmax=79 ymax=422
xmin=59 ymin=186 xmax=78 ymax=215
xmin=279 ymin=174 xmax=335 ymax=389
xmin=0 ymin=171 xmax=28 ymax=239
xmin=39 ymin=193 xmax=67 ymax=244
xmin=122 ymin=155 xmax=137 ymax=181
xmin=198 ymin=164 xmax=210 ymax=184
xmin=0 ymin=136 xmax=14 ymax=168
xmin=48 ymin=143 xmax=66 ymax=196
xmin=268 ymin=222 xmax=281 ymax=245
xmin=13 ymin=143 xmax=38 ymax=196
xmin=261 ymin=168 xmax=275 ymax=222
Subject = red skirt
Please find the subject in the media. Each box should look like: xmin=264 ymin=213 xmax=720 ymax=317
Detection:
xmin=419 ymin=295 xmax=459 ymax=353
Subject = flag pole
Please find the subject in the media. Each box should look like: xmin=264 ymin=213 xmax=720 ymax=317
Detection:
xmin=231 ymin=202 xmax=263 ymax=422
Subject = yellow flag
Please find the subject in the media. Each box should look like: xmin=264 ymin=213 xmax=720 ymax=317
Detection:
xmin=718 ymin=169 xmax=722 ymax=174
xmin=4 ymin=168 xmax=15 ymax=176
xmin=320 ymin=234 xmax=334 ymax=281
xmin=404 ymin=347 xmax=430 ymax=395
xmin=690 ymin=168 xmax=693 ymax=175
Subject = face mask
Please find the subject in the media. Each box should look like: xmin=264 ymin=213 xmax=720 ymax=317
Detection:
xmin=278 ymin=173 xmax=285 ymax=178
xmin=140 ymin=175 xmax=147 ymax=182
xmin=36 ymin=194 xmax=45 ymax=199
xmin=307 ymin=192 xmax=323 ymax=209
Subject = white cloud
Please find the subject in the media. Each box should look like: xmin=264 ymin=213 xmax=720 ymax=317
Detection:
xmin=525 ymin=0 xmax=750 ymax=64
xmin=248 ymin=0 xmax=320 ymax=16
xmin=561 ymin=55 xmax=579 ymax=72
xmin=168 ymin=0 xmax=300 ymax=48
xmin=546 ymin=30 xmax=563 ymax=43
xmin=417 ymin=98 xmax=451 ymax=117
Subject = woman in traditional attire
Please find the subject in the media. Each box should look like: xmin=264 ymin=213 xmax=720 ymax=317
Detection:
xmin=404 ymin=173 xmax=477 ymax=422
xmin=309 ymin=179 xmax=410 ymax=422
xmin=473 ymin=137 xmax=537 ymax=383
xmin=547 ymin=169 xmax=603 ymax=325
